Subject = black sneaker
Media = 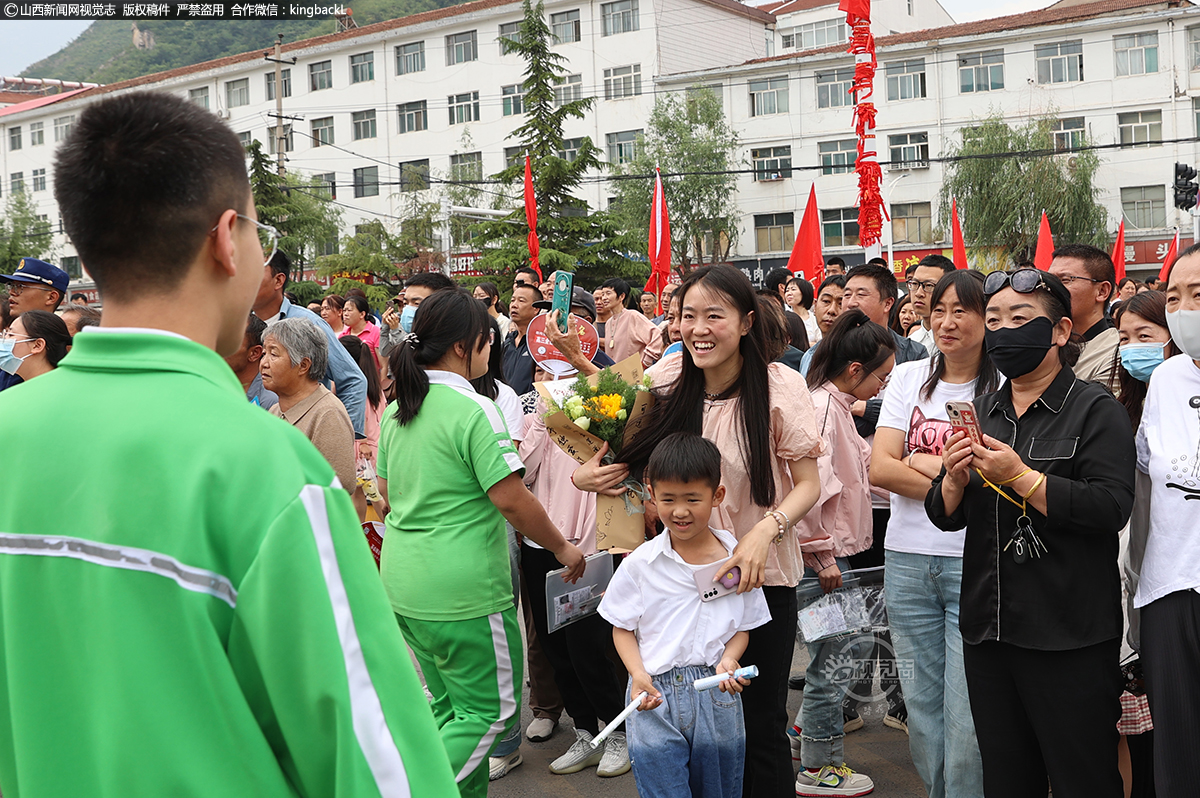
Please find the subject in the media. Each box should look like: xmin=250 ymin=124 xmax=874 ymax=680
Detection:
xmin=843 ymin=707 xmax=864 ymax=733
xmin=788 ymin=675 xmax=806 ymax=691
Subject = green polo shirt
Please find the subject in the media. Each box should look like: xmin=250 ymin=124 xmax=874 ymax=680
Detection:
xmin=377 ymin=370 xmax=523 ymax=622
xmin=0 ymin=328 xmax=458 ymax=798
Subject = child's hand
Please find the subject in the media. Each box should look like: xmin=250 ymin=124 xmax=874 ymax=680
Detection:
xmin=631 ymin=672 xmax=662 ymax=711
xmin=716 ymin=657 xmax=748 ymax=695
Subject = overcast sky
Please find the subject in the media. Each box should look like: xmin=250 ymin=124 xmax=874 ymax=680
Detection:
xmin=0 ymin=0 xmax=1049 ymax=79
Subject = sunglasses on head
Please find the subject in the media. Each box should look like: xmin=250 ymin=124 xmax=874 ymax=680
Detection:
xmin=983 ymin=268 xmax=1050 ymax=297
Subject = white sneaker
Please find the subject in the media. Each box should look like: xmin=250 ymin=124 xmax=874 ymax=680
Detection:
xmin=488 ymin=750 xmax=522 ymax=781
xmin=597 ymin=730 xmax=631 ymax=777
xmin=526 ymin=717 xmax=557 ymax=742
xmin=548 ymin=729 xmax=605 ymax=774
xmin=794 ymin=764 xmax=875 ymax=796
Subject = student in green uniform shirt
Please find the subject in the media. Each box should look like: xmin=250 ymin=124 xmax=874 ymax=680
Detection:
xmin=377 ymin=288 xmax=586 ymax=798
xmin=0 ymin=91 xmax=459 ymax=798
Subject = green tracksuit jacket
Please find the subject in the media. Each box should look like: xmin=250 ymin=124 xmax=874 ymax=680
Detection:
xmin=0 ymin=329 xmax=458 ymax=798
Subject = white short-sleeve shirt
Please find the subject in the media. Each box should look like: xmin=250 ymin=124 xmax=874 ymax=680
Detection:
xmin=599 ymin=528 xmax=772 ymax=676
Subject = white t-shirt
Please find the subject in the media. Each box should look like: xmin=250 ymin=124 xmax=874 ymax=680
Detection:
xmin=875 ymin=359 xmax=976 ymax=557
xmin=495 ymin=382 xmax=524 ymax=443
xmin=1134 ymin=354 xmax=1200 ymax=608
xmin=599 ymin=528 xmax=771 ymax=676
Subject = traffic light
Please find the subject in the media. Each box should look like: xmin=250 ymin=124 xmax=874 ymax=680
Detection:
xmin=1174 ymin=162 xmax=1198 ymax=211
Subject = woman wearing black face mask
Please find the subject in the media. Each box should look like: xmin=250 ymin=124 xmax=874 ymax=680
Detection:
xmin=924 ymin=268 xmax=1136 ymax=798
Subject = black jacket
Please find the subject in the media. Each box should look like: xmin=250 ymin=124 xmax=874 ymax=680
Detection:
xmin=925 ymin=366 xmax=1135 ymax=650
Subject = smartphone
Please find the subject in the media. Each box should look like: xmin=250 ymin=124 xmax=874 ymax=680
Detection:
xmin=693 ymin=562 xmax=741 ymax=602
xmin=945 ymin=401 xmax=984 ymax=447
xmin=551 ymin=271 xmax=575 ymax=333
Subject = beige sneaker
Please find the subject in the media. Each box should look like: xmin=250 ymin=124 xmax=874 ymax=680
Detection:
xmin=596 ymin=730 xmax=630 ymax=777
xmin=548 ymin=729 xmax=604 ymax=774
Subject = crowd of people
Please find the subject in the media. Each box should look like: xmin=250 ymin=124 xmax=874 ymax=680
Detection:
xmin=0 ymin=88 xmax=1197 ymax=798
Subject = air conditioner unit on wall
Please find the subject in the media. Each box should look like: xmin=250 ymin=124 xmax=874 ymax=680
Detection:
xmin=216 ymin=108 xmax=230 ymax=120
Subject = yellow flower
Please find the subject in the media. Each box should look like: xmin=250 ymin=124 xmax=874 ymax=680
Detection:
xmin=587 ymin=393 xmax=625 ymax=420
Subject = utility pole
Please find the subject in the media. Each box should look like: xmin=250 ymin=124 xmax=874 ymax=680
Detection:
xmin=264 ymin=34 xmax=296 ymax=177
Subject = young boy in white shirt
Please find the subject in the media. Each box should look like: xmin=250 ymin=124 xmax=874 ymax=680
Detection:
xmin=599 ymin=432 xmax=772 ymax=798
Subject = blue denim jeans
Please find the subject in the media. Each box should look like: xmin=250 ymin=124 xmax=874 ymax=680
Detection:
xmin=795 ymin=558 xmax=873 ymax=769
xmin=627 ymin=665 xmax=745 ymax=798
xmin=491 ymin=524 xmax=523 ymax=759
xmin=884 ymin=550 xmax=983 ymax=798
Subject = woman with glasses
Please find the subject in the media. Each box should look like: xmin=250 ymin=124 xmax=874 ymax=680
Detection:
xmin=926 ymin=268 xmax=1135 ymax=798
xmin=0 ymin=310 xmax=71 ymax=392
xmin=870 ymin=270 xmax=998 ymax=798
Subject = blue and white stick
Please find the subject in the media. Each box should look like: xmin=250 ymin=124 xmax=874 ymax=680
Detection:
xmin=693 ymin=665 xmax=759 ymax=691
xmin=590 ymin=692 xmax=648 ymax=748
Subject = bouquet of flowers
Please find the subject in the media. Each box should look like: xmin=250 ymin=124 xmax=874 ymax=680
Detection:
xmin=547 ymin=368 xmax=652 ymax=455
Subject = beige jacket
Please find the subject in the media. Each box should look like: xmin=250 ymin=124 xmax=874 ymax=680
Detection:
xmin=1075 ymin=324 xmax=1120 ymax=393
xmin=272 ymin=383 xmax=357 ymax=492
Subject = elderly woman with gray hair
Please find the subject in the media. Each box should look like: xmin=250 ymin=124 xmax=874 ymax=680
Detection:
xmin=261 ymin=317 xmax=357 ymax=492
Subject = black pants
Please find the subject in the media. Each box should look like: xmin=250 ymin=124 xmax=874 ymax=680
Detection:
xmin=963 ymin=638 xmax=1123 ymax=798
xmin=741 ymin=584 xmax=797 ymax=798
xmin=1141 ymin=589 xmax=1200 ymax=798
xmin=520 ymin=544 xmax=625 ymax=736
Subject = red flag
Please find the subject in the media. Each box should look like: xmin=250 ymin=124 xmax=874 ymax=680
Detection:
xmin=1159 ymin=228 xmax=1180 ymax=284
xmin=646 ymin=167 xmax=672 ymax=313
xmin=787 ymin=184 xmax=824 ymax=283
xmin=1033 ymin=211 xmax=1054 ymax=271
xmin=1111 ymin=221 xmax=1126 ymax=282
xmin=951 ymin=197 xmax=968 ymax=270
xmin=524 ymin=155 xmax=541 ymax=281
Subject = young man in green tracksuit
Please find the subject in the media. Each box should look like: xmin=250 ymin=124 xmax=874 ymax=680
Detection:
xmin=0 ymin=91 xmax=458 ymax=798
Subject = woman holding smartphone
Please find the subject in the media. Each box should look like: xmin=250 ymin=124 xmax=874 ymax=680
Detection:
xmin=925 ymin=268 xmax=1135 ymax=798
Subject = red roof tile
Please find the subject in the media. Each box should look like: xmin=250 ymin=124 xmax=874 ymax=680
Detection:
xmin=756 ymin=0 xmax=838 ymax=15
xmin=0 ymin=88 xmax=89 ymax=118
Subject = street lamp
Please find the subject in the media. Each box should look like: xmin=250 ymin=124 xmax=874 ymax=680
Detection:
xmin=884 ymin=172 xmax=910 ymax=273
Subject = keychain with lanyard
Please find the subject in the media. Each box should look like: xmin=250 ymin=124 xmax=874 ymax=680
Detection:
xmin=976 ymin=467 xmax=1048 ymax=564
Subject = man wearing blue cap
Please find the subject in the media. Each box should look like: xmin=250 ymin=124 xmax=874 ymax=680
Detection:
xmin=1 ymin=257 xmax=69 ymax=317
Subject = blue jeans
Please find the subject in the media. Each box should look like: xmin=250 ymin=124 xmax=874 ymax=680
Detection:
xmin=795 ymin=558 xmax=873 ymax=768
xmin=492 ymin=524 xmax=523 ymax=759
xmin=627 ymin=665 xmax=745 ymax=798
xmin=884 ymin=550 xmax=983 ymax=798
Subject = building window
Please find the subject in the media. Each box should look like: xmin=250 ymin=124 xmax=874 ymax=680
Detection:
xmin=502 ymin=84 xmax=526 ymax=115
xmin=31 ymin=168 xmax=46 ymax=192
xmin=554 ymin=74 xmax=583 ymax=106
xmin=353 ymin=166 xmax=379 ymax=198
xmin=886 ymin=59 xmax=926 ymax=101
xmin=446 ymin=31 xmax=478 ymax=65
xmin=822 ymin=208 xmax=860 ymax=248
xmin=54 ymin=115 xmax=75 ymax=142
xmin=1115 ymin=32 xmax=1157 ymax=76
xmin=1121 ymin=185 xmax=1166 ymax=229
xmin=349 ymin=52 xmax=375 ymax=84
xmin=606 ymin=129 xmax=641 ymax=164
xmin=267 ymin=125 xmax=293 ymax=154
xmin=237 ymin=131 xmax=253 ymax=148
xmin=450 ymin=151 xmax=483 ymax=182
xmin=400 ymin=159 xmax=430 ymax=192
xmin=558 ymin=137 xmax=583 ymax=162
xmin=785 ymin=18 xmax=846 ymax=50
xmin=499 ymin=21 xmax=522 ymax=54
xmin=8 ymin=127 xmax=20 ymax=151
xmin=959 ymin=50 xmax=1004 ymax=93
xmin=310 ymin=60 xmax=333 ymax=91
xmin=552 ymin=10 xmax=581 ymax=43
xmin=889 ymin=132 xmax=929 ymax=168
xmin=448 ymin=91 xmax=481 ymax=124
xmin=265 ymin=69 xmax=291 ymax=100
xmin=816 ymin=68 xmax=855 ymax=108
xmin=398 ymin=101 xmax=428 ymax=133
xmin=61 ymin=256 xmax=81 ymax=279
xmin=1195 ymin=97 xmax=1200 ymax=136
xmin=29 ymin=122 xmax=43 ymax=146
xmin=189 ymin=86 xmax=209 ymax=108
xmin=601 ymin=0 xmax=639 ymax=36
xmin=1052 ymin=117 xmax=1085 ymax=151
xmin=754 ymin=213 xmax=794 ymax=252
xmin=10 ymin=172 xmax=24 ymax=194
xmin=892 ymin=202 xmax=932 ymax=244
xmin=1036 ymin=40 xmax=1083 ymax=84
xmin=315 ymin=172 xmax=336 ymax=200
xmin=751 ymin=146 xmax=791 ymax=181
xmin=352 ymin=110 xmax=377 ymax=140
xmin=505 ymin=146 xmax=524 ymax=167
xmin=604 ymin=64 xmax=642 ymax=100
xmin=1118 ymin=110 xmax=1162 ymax=148
xmin=1190 ymin=27 xmax=1200 ymax=70
xmin=397 ymin=42 xmax=425 ymax=74
xmin=686 ymin=84 xmax=723 ymax=115
xmin=819 ymin=139 xmax=858 ymax=175
xmin=908 ymin=0 xmax=913 ymax=14
xmin=311 ymin=116 xmax=334 ymax=146
xmin=225 ymin=78 xmax=250 ymax=108
xmin=750 ymin=76 xmax=789 ymax=116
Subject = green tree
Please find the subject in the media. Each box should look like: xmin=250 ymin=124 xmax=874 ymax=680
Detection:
xmin=288 ymin=280 xmax=326 ymax=307
xmin=246 ymin=141 xmax=342 ymax=271
xmin=0 ymin=190 xmax=55 ymax=275
xmin=938 ymin=114 xmax=1109 ymax=266
xmin=470 ymin=0 xmax=640 ymax=287
xmin=316 ymin=220 xmax=410 ymax=306
xmin=611 ymin=87 xmax=740 ymax=273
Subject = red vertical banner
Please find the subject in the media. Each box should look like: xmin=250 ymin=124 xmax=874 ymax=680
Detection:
xmin=787 ymin=183 xmax=825 ymax=283
xmin=1111 ymin=220 xmax=1126 ymax=281
xmin=646 ymin=167 xmax=672 ymax=313
xmin=1033 ymin=211 xmax=1054 ymax=271
xmin=1159 ymin=228 xmax=1180 ymax=283
xmin=951 ymin=198 xmax=968 ymax=270
xmin=841 ymin=0 xmax=884 ymax=254
xmin=524 ymin=155 xmax=542 ymax=281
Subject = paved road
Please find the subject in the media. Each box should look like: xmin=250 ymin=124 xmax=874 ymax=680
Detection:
xmin=486 ymin=638 xmax=929 ymax=798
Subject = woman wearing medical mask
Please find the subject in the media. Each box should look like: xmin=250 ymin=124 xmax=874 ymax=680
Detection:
xmin=0 ymin=310 xmax=71 ymax=392
xmin=926 ymin=268 xmax=1135 ymax=798
xmin=1113 ymin=291 xmax=1176 ymax=429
